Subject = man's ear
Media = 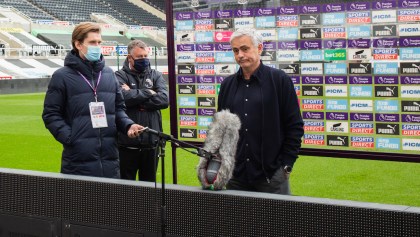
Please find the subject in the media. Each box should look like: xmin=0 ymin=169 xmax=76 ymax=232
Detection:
xmin=75 ymin=41 xmax=83 ymax=51
xmin=258 ymin=43 xmax=263 ymax=55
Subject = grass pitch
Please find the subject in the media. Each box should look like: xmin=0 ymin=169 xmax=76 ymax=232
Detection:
xmin=0 ymin=93 xmax=419 ymax=206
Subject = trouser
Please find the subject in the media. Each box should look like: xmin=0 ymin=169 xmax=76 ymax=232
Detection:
xmin=118 ymin=146 xmax=159 ymax=182
xmin=226 ymin=167 xmax=291 ymax=195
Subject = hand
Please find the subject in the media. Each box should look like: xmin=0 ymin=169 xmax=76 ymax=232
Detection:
xmin=127 ymin=124 xmax=144 ymax=138
xmin=149 ymin=89 xmax=156 ymax=95
xmin=121 ymin=84 xmax=130 ymax=91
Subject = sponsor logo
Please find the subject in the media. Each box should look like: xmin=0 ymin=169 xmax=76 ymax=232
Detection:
xmin=376 ymin=123 xmax=400 ymax=135
xmin=323 ymin=4 xmax=345 ymax=12
xmin=376 ymin=138 xmax=400 ymax=150
xmin=324 ymin=63 xmax=347 ymax=75
xmin=278 ymin=6 xmax=298 ymax=15
xmin=176 ymin=12 xmax=193 ymax=20
xmin=195 ymin=64 xmax=215 ymax=75
xmin=256 ymin=8 xmax=275 ymax=16
xmin=401 ymin=62 xmax=420 ymax=74
xmin=349 ymin=63 xmax=372 ymax=74
xmin=304 ymin=121 xmax=325 ymax=132
xmin=177 ymin=52 xmax=196 ymax=63
xmin=198 ymin=117 xmax=213 ymax=127
xmin=195 ymin=11 xmax=212 ymax=19
xmin=215 ymin=19 xmax=232 ymax=30
xmin=402 ymin=114 xmax=420 ymax=123
xmin=350 ymin=76 xmax=373 ymax=84
xmin=179 ymin=108 xmax=196 ymax=115
xmin=234 ymin=17 xmax=254 ymax=29
xmin=197 ymin=76 xmax=215 ymax=84
xmin=323 ymin=39 xmax=346 ymax=49
xmin=351 ymin=136 xmax=374 ymax=148
xmin=276 ymin=50 xmax=300 ymax=61
xmin=303 ymin=111 xmax=324 ymax=120
xmin=375 ymin=113 xmax=399 ymax=122
xmin=325 ymin=86 xmax=348 ymax=97
xmin=322 ymin=12 xmax=346 ymax=25
xmin=178 ymin=97 xmax=196 ymax=106
xmin=177 ymin=76 xmax=195 ymax=84
xmin=350 ymin=122 xmax=374 ymax=134
xmin=374 ymin=63 xmax=399 ymax=75
xmin=326 ymin=76 xmax=347 ymax=84
xmin=195 ymin=19 xmax=213 ymax=30
xmin=197 ymin=97 xmax=215 ymax=107
xmin=214 ymin=31 xmax=233 ymax=42
xmin=401 ymin=86 xmax=420 ymax=98
xmin=327 ymin=135 xmax=349 ymax=147
xmin=348 ymin=49 xmax=372 ymax=60
xmin=303 ymin=134 xmax=325 ymax=145
xmin=350 ymin=86 xmax=373 ymax=97
xmin=302 ymin=86 xmax=323 ymax=96
xmin=302 ymin=99 xmax=324 ymax=110
xmin=300 ymin=5 xmax=321 ymax=14
xmin=278 ymin=28 xmax=299 ymax=40
xmin=177 ymin=33 xmax=194 ymax=43
xmin=402 ymin=101 xmax=420 ymax=112
xmin=300 ymin=14 xmax=320 ymax=25
xmin=302 ymin=76 xmax=323 ymax=84
xmin=180 ymin=128 xmax=197 ymax=138
xmin=327 ymin=112 xmax=348 ymax=120
xmin=215 ymin=10 xmax=232 ymax=18
xmin=373 ymin=1 xmax=396 ymax=10
xmin=178 ymin=85 xmax=195 ymax=94
xmin=198 ymin=108 xmax=216 ymax=116
xmin=276 ymin=15 xmax=298 ymax=27
xmin=350 ymin=100 xmax=373 ymax=111
xmin=197 ymin=85 xmax=215 ymax=95
xmin=256 ymin=16 xmax=276 ymax=28
xmin=198 ymin=129 xmax=208 ymax=139
xmin=399 ymin=24 xmax=420 ymax=36
xmin=350 ymin=113 xmax=374 ymax=121
xmin=402 ymin=124 xmax=420 ymax=136
xmin=177 ymin=44 xmax=195 ymax=52
xmin=373 ymin=38 xmax=398 ymax=47
xmin=180 ymin=116 xmax=197 ymax=126
xmin=278 ymin=41 xmax=298 ymax=50
xmin=301 ymin=63 xmax=323 ymax=75
xmin=375 ymin=86 xmax=399 ymax=97
xmin=373 ymin=24 xmax=397 ymax=37
xmin=347 ymin=11 xmax=371 ymax=24
xmin=376 ymin=100 xmax=399 ymax=112
xmin=279 ymin=63 xmax=300 ymax=74
xmin=195 ymin=52 xmax=214 ymax=63
xmin=326 ymin=99 xmax=348 ymax=110
xmin=235 ymin=9 xmax=253 ymax=17
xmin=300 ymin=28 xmax=321 ymax=39
xmin=195 ymin=43 xmax=214 ymax=51
xmin=326 ymin=122 xmax=348 ymax=133
xmin=261 ymin=51 xmax=277 ymax=61
xmin=215 ymin=64 xmax=236 ymax=75
xmin=402 ymin=139 xmax=420 ymax=151
xmin=323 ymin=27 xmax=346 ymax=38
xmin=178 ymin=64 xmax=195 ymax=74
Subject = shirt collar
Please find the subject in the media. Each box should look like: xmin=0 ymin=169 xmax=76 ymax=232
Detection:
xmin=236 ymin=60 xmax=264 ymax=83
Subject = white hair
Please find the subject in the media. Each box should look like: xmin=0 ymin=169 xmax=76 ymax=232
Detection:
xmin=230 ymin=28 xmax=263 ymax=47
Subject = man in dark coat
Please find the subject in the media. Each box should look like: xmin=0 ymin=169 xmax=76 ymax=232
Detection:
xmin=218 ymin=28 xmax=304 ymax=194
xmin=42 ymin=22 xmax=144 ymax=178
xmin=116 ymin=40 xmax=169 ymax=181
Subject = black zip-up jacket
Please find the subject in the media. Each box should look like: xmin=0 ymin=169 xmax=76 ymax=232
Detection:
xmin=42 ymin=50 xmax=134 ymax=178
xmin=115 ymin=59 xmax=169 ymax=147
xmin=218 ymin=62 xmax=304 ymax=180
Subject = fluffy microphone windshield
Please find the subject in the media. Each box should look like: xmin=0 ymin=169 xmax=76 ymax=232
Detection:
xmin=197 ymin=110 xmax=241 ymax=190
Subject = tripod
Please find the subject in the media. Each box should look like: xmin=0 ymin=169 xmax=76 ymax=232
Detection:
xmin=150 ymin=129 xmax=212 ymax=237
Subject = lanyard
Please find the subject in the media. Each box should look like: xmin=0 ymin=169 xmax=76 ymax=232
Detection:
xmin=78 ymin=71 xmax=102 ymax=102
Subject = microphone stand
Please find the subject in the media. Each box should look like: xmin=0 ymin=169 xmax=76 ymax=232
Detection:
xmin=148 ymin=129 xmax=212 ymax=237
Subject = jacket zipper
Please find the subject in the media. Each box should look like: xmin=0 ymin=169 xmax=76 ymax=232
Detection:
xmin=92 ymin=69 xmax=104 ymax=176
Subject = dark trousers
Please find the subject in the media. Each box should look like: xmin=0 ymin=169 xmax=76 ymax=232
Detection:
xmin=226 ymin=167 xmax=291 ymax=195
xmin=119 ymin=147 xmax=159 ymax=182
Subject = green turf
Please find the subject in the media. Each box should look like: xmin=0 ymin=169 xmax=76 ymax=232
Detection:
xmin=1 ymin=93 xmax=419 ymax=207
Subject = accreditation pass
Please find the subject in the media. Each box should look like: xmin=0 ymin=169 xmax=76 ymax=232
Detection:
xmin=89 ymin=102 xmax=108 ymax=128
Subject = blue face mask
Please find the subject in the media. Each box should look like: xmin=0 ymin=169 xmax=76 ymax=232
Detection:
xmin=133 ymin=58 xmax=150 ymax=72
xmin=83 ymin=45 xmax=101 ymax=62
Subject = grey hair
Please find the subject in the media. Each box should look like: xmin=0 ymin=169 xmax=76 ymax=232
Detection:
xmin=127 ymin=39 xmax=148 ymax=54
xmin=230 ymin=28 xmax=263 ymax=47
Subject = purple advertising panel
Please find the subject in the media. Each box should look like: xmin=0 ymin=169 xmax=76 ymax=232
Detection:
xmin=214 ymin=10 xmax=233 ymax=18
xmin=350 ymin=113 xmax=374 ymax=121
xmin=400 ymin=37 xmax=420 ymax=47
xmin=323 ymin=39 xmax=347 ymax=49
xmin=400 ymin=76 xmax=420 ymax=84
xmin=179 ymin=108 xmax=197 ymax=115
xmin=300 ymin=5 xmax=322 ymax=14
xmin=327 ymin=112 xmax=349 ymax=120
xmin=347 ymin=2 xmax=371 ymax=11
xmin=263 ymin=42 xmax=277 ymax=50
xmin=375 ymin=76 xmax=399 ymax=84
xmin=302 ymin=76 xmax=324 ymax=84
xmin=278 ymin=6 xmax=299 ymax=15
xmin=176 ymin=12 xmax=194 ymax=20
xmin=290 ymin=76 xmax=301 ymax=84
xmin=373 ymin=38 xmax=398 ymax=48
xmin=198 ymin=108 xmax=216 ymax=116
xmin=303 ymin=111 xmax=325 ymax=120
xmin=325 ymin=76 xmax=348 ymax=84
xmin=372 ymin=0 xmax=397 ymax=9
xmin=195 ymin=11 xmax=212 ymax=19
xmin=197 ymin=75 xmax=216 ymax=83
xmin=376 ymin=113 xmax=400 ymax=122
xmin=255 ymin=8 xmax=276 ymax=16
xmin=350 ymin=76 xmax=373 ymax=84
xmin=278 ymin=41 xmax=298 ymax=50
xmin=195 ymin=43 xmax=214 ymax=51
xmin=300 ymin=40 xmax=323 ymax=49
xmin=348 ymin=39 xmax=371 ymax=48
xmin=234 ymin=9 xmax=254 ymax=17
xmin=215 ymin=43 xmax=232 ymax=51
xmin=399 ymin=0 xmax=420 ymax=8
xmin=402 ymin=114 xmax=420 ymax=123
xmin=177 ymin=75 xmax=196 ymax=84
xmin=322 ymin=3 xmax=346 ymax=12
xmin=177 ymin=44 xmax=195 ymax=52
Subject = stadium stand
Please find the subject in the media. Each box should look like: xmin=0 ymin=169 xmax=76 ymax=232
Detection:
xmin=0 ymin=0 xmax=54 ymax=20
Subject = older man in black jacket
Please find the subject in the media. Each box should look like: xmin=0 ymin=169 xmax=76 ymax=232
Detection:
xmin=116 ymin=40 xmax=169 ymax=181
xmin=218 ymin=28 xmax=304 ymax=194
xmin=42 ymin=22 xmax=143 ymax=178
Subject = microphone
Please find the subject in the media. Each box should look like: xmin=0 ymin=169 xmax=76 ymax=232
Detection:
xmin=197 ymin=110 xmax=241 ymax=190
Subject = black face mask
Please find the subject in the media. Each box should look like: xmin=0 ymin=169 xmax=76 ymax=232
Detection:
xmin=133 ymin=58 xmax=150 ymax=72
